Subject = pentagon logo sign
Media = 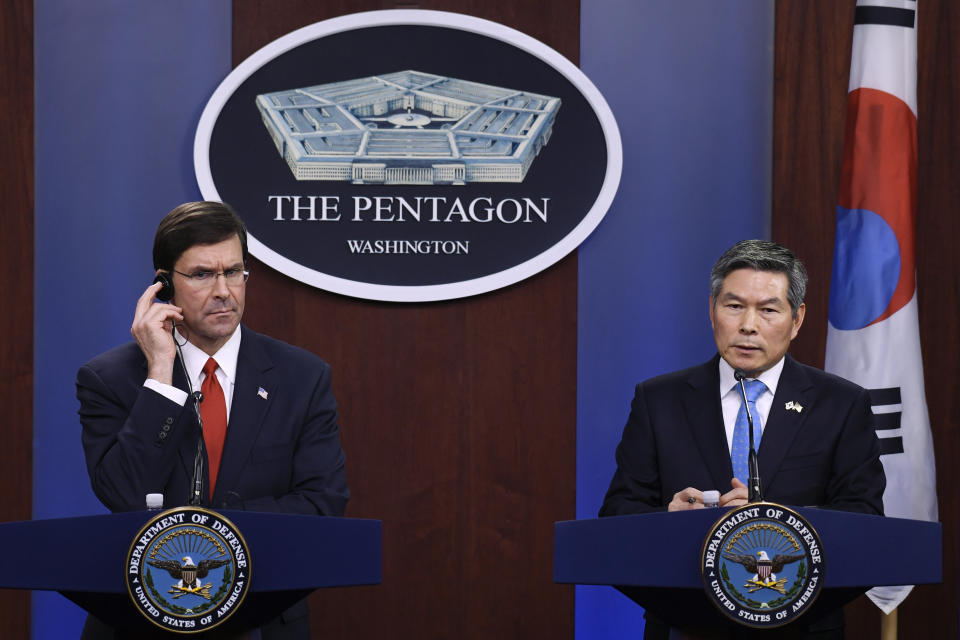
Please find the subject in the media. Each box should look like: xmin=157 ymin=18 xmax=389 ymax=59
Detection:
xmin=195 ymin=10 xmax=621 ymax=302
xmin=126 ymin=508 xmax=251 ymax=634
xmin=256 ymin=71 xmax=561 ymax=185
xmin=700 ymin=504 xmax=824 ymax=628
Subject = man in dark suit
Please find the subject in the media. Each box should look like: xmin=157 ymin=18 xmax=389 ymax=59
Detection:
xmin=599 ymin=240 xmax=884 ymax=638
xmin=77 ymin=201 xmax=347 ymax=639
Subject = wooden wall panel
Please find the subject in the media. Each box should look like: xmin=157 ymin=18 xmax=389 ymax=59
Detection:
xmin=772 ymin=1 xmax=850 ymax=366
xmin=774 ymin=1 xmax=959 ymax=636
xmin=0 ymin=0 xmax=33 ymax=635
xmin=912 ymin=0 xmax=960 ymax=634
xmin=233 ymin=2 xmax=579 ymax=638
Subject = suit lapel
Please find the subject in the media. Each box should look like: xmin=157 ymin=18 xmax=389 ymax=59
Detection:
xmin=683 ymin=357 xmax=734 ymax=490
xmin=758 ymin=355 xmax=814 ymax=488
xmin=213 ymin=327 xmax=275 ymax=503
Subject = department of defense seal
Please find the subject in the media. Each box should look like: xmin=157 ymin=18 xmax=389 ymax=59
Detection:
xmin=125 ymin=507 xmax=252 ymax=634
xmin=700 ymin=503 xmax=824 ymax=629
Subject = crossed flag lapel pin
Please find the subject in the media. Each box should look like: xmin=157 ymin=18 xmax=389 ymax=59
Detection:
xmin=784 ymin=400 xmax=803 ymax=413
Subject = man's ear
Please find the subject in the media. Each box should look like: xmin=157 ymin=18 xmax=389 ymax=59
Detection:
xmin=790 ymin=302 xmax=806 ymax=340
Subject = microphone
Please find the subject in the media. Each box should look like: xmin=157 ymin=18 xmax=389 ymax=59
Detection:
xmin=186 ymin=382 xmax=205 ymax=507
xmin=733 ymin=368 xmax=763 ymax=503
xmin=172 ymin=324 xmax=206 ymax=507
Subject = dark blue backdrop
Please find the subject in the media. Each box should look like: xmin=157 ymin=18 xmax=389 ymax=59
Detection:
xmin=33 ymin=2 xmax=230 ymax=636
xmin=577 ymin=1 xmax=772 ymax=636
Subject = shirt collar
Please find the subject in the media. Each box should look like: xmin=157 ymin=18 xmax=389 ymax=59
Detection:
xmin=718 ymin=355 xmax=785 ymax=398
xmin=175 ymin=324 xmax=242 ymax=389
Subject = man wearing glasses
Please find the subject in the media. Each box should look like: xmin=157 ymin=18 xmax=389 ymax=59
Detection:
xmin=76 ymin=201 xmax=348 ymax=638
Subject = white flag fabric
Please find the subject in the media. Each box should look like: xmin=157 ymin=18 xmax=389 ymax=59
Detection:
xmin=825 ymin=0 xmax=937 ymax=614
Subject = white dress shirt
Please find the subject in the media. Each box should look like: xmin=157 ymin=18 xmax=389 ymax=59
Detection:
xmin=718 ymin=356 xmax=786 ymax=454
xmin=143 ymin=325 xmax=242 ymax=420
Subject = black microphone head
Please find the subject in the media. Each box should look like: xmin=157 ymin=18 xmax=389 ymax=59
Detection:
xmin=733 ymin=368 xmax=747 ymax=381
xmin=193 ymin=391 xmax=204 ymax=404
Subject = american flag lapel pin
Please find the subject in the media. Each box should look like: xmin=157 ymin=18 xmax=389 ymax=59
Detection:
xmin=257 ymin=387 xmax=269 ymax=400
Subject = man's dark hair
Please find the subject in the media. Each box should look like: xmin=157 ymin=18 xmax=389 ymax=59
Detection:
xmin=710 ymin=239 xmax=807 ymax=317
xmin=152 ymin=201 xmax=248 ymax=271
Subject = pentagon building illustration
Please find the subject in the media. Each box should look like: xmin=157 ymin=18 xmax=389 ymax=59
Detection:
xmin=255 ymin=70 xmax=561 ymax=185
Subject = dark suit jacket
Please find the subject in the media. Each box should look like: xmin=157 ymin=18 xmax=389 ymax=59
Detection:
xmin=78 ymin=325 xmax=348 ymax=515
xmin=76 ymin=326 xmax=348 ymax=639
xmin=600 ymin=354 xmax=884 ymax=516
xmin=599 ymin=355 xmax=884 ymax=639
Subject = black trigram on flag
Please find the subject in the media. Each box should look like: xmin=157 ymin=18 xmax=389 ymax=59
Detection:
xmin=854 ymin=2 xmax=916 ymax=29
xmin=869 ymin=387 xmax=904 ymax=456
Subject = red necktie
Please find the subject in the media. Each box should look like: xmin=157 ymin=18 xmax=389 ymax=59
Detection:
xmin=200 ymin=357 xmax=227 ymax=500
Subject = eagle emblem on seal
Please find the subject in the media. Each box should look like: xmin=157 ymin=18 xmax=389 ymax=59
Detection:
xmin=721 ymin=549 xmax=804 ymax=594
xmin=148 ymin=555 xmax=229 ymax=600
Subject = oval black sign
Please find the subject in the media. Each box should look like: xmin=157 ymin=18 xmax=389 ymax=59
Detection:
xmin=195 ymin=10 xmax=621 ymax=301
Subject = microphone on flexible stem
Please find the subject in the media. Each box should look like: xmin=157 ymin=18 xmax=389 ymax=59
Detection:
xmin=733 ymin=368 xmax=763 ymax=503
xmin=188 ymin=390 xmax=205 ymax=507
xmin=171 ymin=323 xmax=206 ymax=507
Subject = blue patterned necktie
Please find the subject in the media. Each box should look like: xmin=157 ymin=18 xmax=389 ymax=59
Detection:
xmin=731 ymin=379 xmax=766 ymax=484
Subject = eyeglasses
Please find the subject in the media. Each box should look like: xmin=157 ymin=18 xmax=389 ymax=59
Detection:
xmin=173 ymin=267 xmax=249 ymax=288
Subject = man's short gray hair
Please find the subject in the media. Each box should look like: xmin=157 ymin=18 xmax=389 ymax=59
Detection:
xmin=709 ymin=240 xmax=807 ymax=317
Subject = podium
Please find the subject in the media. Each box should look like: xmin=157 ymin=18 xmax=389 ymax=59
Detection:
xmin=555 ymin=507 xmax=940 ymax=630
xmin=0 ymin=510 xmax=381 ymax=634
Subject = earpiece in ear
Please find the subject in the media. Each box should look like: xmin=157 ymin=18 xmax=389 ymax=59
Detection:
xmin=153 ymin=272 xmax=175 ymax=302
